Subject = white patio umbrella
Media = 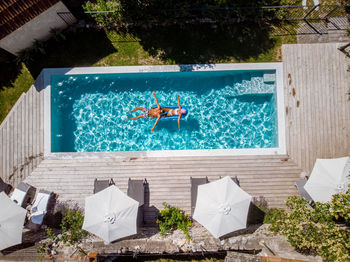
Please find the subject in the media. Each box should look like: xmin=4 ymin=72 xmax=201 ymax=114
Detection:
xmin=0 ymin=192 xmax=27 ymax=251
xmin=82 ymin=185 xmax=139 ymax=244
xmin=304 ymin=157 xmax=350 ymax=202
xmin=193 ymin=176 xmax=252 ymax=238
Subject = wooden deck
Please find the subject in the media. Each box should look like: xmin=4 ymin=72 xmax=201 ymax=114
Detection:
xmin=0 ymin=43 xmax=349 ymax=224
xmin=283 ymin=43 xmax=350 ymax=172
xmin=0 ymin=80 xmax=44 ymax=187
xmin=24 ymin=155 xmax=301 ymax=223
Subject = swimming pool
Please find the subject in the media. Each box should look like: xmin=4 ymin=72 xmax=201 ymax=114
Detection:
xmin=43 ymin=63 xmax=285 ymax=157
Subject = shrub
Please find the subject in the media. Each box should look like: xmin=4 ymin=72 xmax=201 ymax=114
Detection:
xmin=263 ymin=208 xmax=286 ymax=225
xmin=157 ymin=202 xmax=193 ymax=239
xmin=267 ymin=194 xmax=350 ymax=262
xmin=83 ymin=0 xmax=123 ymax=29
xmin=329 ymin=187 xmax=350 ymax=225
xmin=37 ymin=208 xmax=88 ymax=256
xmin=60 ymin=209 xmax=88 ymax=245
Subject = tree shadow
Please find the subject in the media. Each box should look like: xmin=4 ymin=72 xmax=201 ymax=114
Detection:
xmin=118 ymin=0 xmax=279 ymax=64
xmin=133 ymin=24 xmax=275 ymax=64
xmin=0 ymin=48 xmax=21 ymax=90
xmin=21 ymin=29 xmax=117 ymax=78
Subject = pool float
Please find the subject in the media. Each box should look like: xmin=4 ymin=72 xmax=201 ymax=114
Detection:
xmin=153 ymin=105 xmax=188 ymax=120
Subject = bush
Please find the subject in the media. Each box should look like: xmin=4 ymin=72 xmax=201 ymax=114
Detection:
xmin=83 ymin=0 xmax=123 ymax=29
xmin=37 ymin=208 xmax=88 ymax=256
xmin=156 ymin=202 xmax=193 ymax=239
xmin=267 ymin=194 xmax=350 ymax=262
xmin=330 ymin=187 xmax=350 ymax=225
xmin=263 ymin=208 xmax=286 ymax=225
xmin=60 ymin=209 xmax=88 ymax=245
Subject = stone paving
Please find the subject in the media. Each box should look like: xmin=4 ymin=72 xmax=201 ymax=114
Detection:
xmin=34 ymin=223 xmax=322 ymax=262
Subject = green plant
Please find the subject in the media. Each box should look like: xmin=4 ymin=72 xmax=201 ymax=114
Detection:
xmin=37 ymin=208 xmax=87 ymax=256
xmin=263 ymin=208 xmax=286 ymax=225
xmin=16 ymin=48 xmax=34 ymax=64
xmin=32 ymin=39 xmax=46 ymax=55
xmin=60 ymin=209 xmax=87 ymax=245
xmin=329 ymin=187 xmax=350 ymax=225
xmin=50 ymin=28 xmax=66 ymax=42
xmin=46 ymin=227 xmax=56 ymax=241
xmin=37 ymin=242 xmax=48 ymax=254
xmin=83 ymin=0 xmax=123 ymax=29
xmin=267 ymin=194 xmax=350 ymax=262
xmin=157 ymin=202 xmax=193 ymax=239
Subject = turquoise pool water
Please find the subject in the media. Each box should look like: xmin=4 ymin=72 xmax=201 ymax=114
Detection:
xmin=51 ymin=70 xmax=278 ymax=152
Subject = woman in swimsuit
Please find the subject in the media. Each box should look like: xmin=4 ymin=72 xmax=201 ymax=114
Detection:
xmin=161 ymin=94 xmax=187 ymax=131
xmin=124 ymin=92 xmax=187 ymax=132
xmin=124 ymin=92 xmax=164 ymax=132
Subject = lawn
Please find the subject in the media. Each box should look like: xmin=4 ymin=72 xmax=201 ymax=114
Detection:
xmin=0 ymin=26 xmax=295 ymax=124
xmin=0 ymin=65 xmax=33 ymax=123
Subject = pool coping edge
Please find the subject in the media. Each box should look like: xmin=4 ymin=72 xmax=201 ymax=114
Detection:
xmin=43 ymin=63 xmax=286 ymax=158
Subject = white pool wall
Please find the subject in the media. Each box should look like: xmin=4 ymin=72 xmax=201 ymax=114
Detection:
xmin=43 ymin=63 xmax=286 ymax=158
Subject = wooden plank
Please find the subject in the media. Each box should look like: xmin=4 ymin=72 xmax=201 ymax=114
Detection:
xmin=0 ymin=128 xmax=3 ymax=179
xmin=299 ymin=45 xmax=307 ymax=170
xmin=21 ymin=94 xmax=26 ymax=180
xmin=296 ymin=46 xmax=303 ymax=168
xmin=32 ymin=87 xmax=38 ymax=170
xmin=23 ymin=92 xmax=29 ymax=179
xmin=8 ymin=110 xmax=14 ymax=184
xmin=306 ymin=44 xmax=314 ymax=171
xmin=13 ymin=101 xmax=19 ymax=184
xmin=28 ymin=87 xmax=33 ymax=175
xmin=304 ymin=44 xmax=312 ymax=172
xmin=4 ymin=121 xmax=9 ymax=182
xmin=322 ymin=44 xmax=331 ymax=159
xmin=39 ymin=86 xmax=44 ymax=156
xmin=328 ymin=44 xmax=337 ymax=157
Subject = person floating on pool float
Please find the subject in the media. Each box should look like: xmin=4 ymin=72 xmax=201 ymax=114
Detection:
xmin=124 ymin=91 xmax=187 ymax=132
xmin=161 ymin=94 xmax=187 ymax=131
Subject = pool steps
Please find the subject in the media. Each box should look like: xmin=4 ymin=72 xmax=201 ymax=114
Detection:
xmin=225 ymin=72 xmax=276 ymax=96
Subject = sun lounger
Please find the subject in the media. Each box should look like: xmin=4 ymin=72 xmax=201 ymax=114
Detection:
xmin=27 ymin=189 xmax=52 ymax=230
xmin=295 ymin=178 xmax=313 ymax=201
xmin=127 ymin=178 xmax=146 ymax=207
xmin=219 ymin=176 xmax=240 ymax=186
xmin=127 ymin=178 xmax=147 ymax=226
xmin=190 ymin=177 xmax=209 ymax=216
xmin=0 ymin=177 xmax=12 ymax=195
xmin=10 ymin=182 xmax=35 ymax=208
xmin=93 ymin=178 xmax=115 ymax=194
xmin=295 ymin=178 xmax=314 ymax=209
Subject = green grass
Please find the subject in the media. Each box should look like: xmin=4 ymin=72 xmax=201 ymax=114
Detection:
xmin=0 ymin=64 xmax=34 ymax=123
xmin=94 ymin=31 xmax=167 ymax=66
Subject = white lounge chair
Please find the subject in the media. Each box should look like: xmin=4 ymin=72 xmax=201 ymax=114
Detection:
xmin=10 ymin=182 xmax=35 ymax=207
xmin=27 ymin=189 xmax=52 ymax=230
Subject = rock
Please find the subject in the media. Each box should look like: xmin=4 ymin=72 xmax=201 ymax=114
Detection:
xmin=177 ymin=239 xmax=186 ymax=247
xmin=229 ymin=238 xmax=237 ymax=244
